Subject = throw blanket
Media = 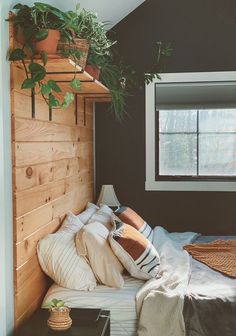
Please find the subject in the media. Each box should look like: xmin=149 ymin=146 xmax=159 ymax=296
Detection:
xmin=184 ymin=240 xmax=236 ymax=278
xmin=136 ymin=226 xmax=198 ymax=336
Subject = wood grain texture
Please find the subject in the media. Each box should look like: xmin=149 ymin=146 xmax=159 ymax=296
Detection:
xmin=14 ymin=141 xmax=92 ymax=167
xmin=11 ymin=58 xmax=97 ymax=325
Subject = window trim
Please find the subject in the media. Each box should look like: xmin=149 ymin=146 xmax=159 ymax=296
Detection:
xmin=145 ymin=71 xmax=236 ymax=191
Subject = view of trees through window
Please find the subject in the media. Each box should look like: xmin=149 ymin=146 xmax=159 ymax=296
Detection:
xmin=158 ymin=109 xmax=236 ymax=178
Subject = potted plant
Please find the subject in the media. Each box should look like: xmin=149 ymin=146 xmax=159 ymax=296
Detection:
xmin=44 ymin=298 xmax=72 ymax=331
xmin=60 ymin=6 xmax=116 ymax=73
xmin=8 ymin=3 xmax=70 ymax=56
xmin=7 ymin=3 xmax=82 ymax=109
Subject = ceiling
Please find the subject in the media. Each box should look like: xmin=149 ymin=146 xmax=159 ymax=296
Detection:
xmin=53 ymin=0 xmax=145 ymax=28
xmin=11 ymin=0 xmax=145 ymax=28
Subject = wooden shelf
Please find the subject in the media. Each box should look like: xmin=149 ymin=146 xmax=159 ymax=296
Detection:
xmin=14 ymin=57 xmax=111 ymax=100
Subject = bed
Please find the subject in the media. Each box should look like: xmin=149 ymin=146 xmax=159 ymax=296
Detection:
xmin=42 ymin=228 xmax=236 ymax=336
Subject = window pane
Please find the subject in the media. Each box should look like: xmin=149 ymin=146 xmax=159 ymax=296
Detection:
xmin=199 ymin=134 xmax=236 ymax=175
xmin=159 ymin=134 xmax=197 ymax=175
xmin=159 ymin=110 xmax=197 ymax=133
xmin=199 ymin=109 xmax=236 ymax=132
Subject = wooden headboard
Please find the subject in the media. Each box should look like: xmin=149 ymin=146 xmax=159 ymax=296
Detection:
xmin=11 ymin=66 xmax=95 ymax=326
xmin=9 ymin=14 xmax=111 ymax=324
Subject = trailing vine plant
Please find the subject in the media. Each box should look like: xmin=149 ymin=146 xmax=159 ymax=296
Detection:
xmin=7 ymin=3 xmax=82 ymax=109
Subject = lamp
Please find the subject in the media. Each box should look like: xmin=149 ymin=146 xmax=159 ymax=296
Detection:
xmin=97 ymin=185 xmax=120 ymax=208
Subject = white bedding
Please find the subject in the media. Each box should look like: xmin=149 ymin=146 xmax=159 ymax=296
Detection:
xmin=43 ymin=275 xmax=144 ymax=336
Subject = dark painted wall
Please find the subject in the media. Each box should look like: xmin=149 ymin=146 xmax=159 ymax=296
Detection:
xmin=95 ymin=0 xmax=236 ymax=235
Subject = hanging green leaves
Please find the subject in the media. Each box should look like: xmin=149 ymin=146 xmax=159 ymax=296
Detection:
xmin=70 ymin=78 xmax=81 ymax=91
xmin=61 ymin=92 xmax=74 ymax=108
xmin=21 ymin=78 xmax=35 ymax=89
xmin=49 ymin=94 xmax=60 ymax=108
xmin=29 ymin=62 xmax=46 ymax=82
xmin=48 ymin=80 xmax=62 ymax=92
xmin=9 ymin=48 xmax=26 ymax=61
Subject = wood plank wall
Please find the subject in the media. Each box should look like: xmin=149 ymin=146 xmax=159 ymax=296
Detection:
xmin=11 ymin=64 xmax=95 ymax=325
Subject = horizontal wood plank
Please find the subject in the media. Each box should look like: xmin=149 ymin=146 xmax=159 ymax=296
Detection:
xmin=15 ymin=293 xmax=46 ymax=327
xmin=15 ymin=255 xmax=44 ymax=290
xmin=14 ymin=141 xmax=92 ymax=167
xmin=16 ymin=217 xmax=61 ymax=268
xmin=15 ymin=271 xmax=49 ymax=321
xmin=15 ymin=117 xmax=92 ymax=142
xmin=16 ymin=183 xmax=93 ymax=243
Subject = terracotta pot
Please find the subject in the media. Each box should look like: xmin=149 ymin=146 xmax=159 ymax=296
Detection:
xmin=85 ymin=65 xmax=101 ymax=80
xmin=47 ymin=307 xmax=72 ymax=331
xmin=34 ymin=29 xmax=60 ymax=56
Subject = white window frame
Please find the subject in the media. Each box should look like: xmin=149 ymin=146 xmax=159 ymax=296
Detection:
xmin=145 ymin=71 xmax=236 ymax=191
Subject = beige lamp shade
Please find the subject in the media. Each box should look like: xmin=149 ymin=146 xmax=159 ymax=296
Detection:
xmin=97 ymin=185 xmax=120 ymax=207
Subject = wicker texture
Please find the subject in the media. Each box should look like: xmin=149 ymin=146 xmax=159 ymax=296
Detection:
xmin=58 ymin=39 xmax=90 ymax=68
xmin=47 ymin=308 xmax=72 ymax=331
xmin=184 ymin=239 xmax=236 ymax=278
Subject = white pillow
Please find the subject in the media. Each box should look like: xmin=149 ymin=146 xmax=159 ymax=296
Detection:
xmin=58 ymin=211 xmax=84 ymax=233
xmin=76 ymin=221 xmax=124 ymax=288
xmin=88 ymin=204 xmax=113 ymax=230
xmin=37 ymin=213 xmax=97 ymax=290
xmin=77 ymin=202 xmax=99 ymax=224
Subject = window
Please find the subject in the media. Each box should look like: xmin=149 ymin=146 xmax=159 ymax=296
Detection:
xmin=146 ymin=72 xmax=236 ymax=191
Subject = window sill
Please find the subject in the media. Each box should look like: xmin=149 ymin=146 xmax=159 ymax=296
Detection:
xmin=145 ymin=180 xmax=236 ymax=192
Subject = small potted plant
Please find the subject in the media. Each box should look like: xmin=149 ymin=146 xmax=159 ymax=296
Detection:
xmin=44 ymin=298 xmax=72 ymax=331
xmin=60 ymin=6 xmax=116 ymax=72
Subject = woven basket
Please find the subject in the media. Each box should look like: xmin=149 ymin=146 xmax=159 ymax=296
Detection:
xmin=47 ymin=307 xmax=72 ymax=331
xmin=58 ymin=38 xmax=90 ymax=69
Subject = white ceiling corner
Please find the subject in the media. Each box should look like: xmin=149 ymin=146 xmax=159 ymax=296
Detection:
xmin=57 ymin=0 xmax=145 ymax=28
xmin=11 ymin=0 xmax=145 ymax=28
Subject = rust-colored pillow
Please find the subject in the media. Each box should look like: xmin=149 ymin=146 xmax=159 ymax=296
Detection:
xmin=115 ymin=206 xmax=153 ymax=242
xmin=109 ymin=220 xmax=160 ymax=280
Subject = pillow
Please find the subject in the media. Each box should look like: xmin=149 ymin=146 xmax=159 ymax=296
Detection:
xmin=77 ymin=202 xmax=99 ymax=224
xmin=58 ymin=211 xmax=84 ymax=234
xmin=88 ymin=204 xmax=113 ymax=230
xmin=115 ymin=206 xmax=153 ymax=242
xmin=75 ymin=221 xmax=124 ymax=288
xmin=109 ymin=220 xmax=160 ymax=280
xmin=37 ymin=213 xmax=97 ymax=291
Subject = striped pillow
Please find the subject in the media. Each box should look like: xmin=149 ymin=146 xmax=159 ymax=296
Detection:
xmin=115 ymin=206 xmax=153 ymax=242
xmin=109 ymin=220 xmax=160 ymax=280
xmin=37 ymin=213 xmax=97 ymax=291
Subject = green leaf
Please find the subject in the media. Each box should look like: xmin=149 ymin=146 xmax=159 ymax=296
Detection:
xmin=41 ymin=51 xmax=48 ymax=66
xmin=41 ymin=84 xmax=51 ymax=95
xmin=34 ymin=2 xmax=49 ymax=12
xmin=70 ymin=78 xmax=81 ymax=91
xmin=29 ymin=62 xmax=46 ymax=82
xmin=56 ymin=300 xmax=64 ymax=308
xmin=9 ymin=49 xmax=26 ymax=61
xmin=49 ymin=94 xmax=60 ymax=108
xmin=35 ymin=29 xmax=48 ymax=41
xmin=61 ymin=92 xmax=74 ymax=108
xmin=51 ymin=299 xmax=58 ymax=307
xmin=21 ymin=78 xmax=35 ymax=89
xmin=48 ymin=80 xmax=62 ymax=93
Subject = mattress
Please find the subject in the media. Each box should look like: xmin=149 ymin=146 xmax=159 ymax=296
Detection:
xmin=43 ymin=275 xmax=144 ymax=336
